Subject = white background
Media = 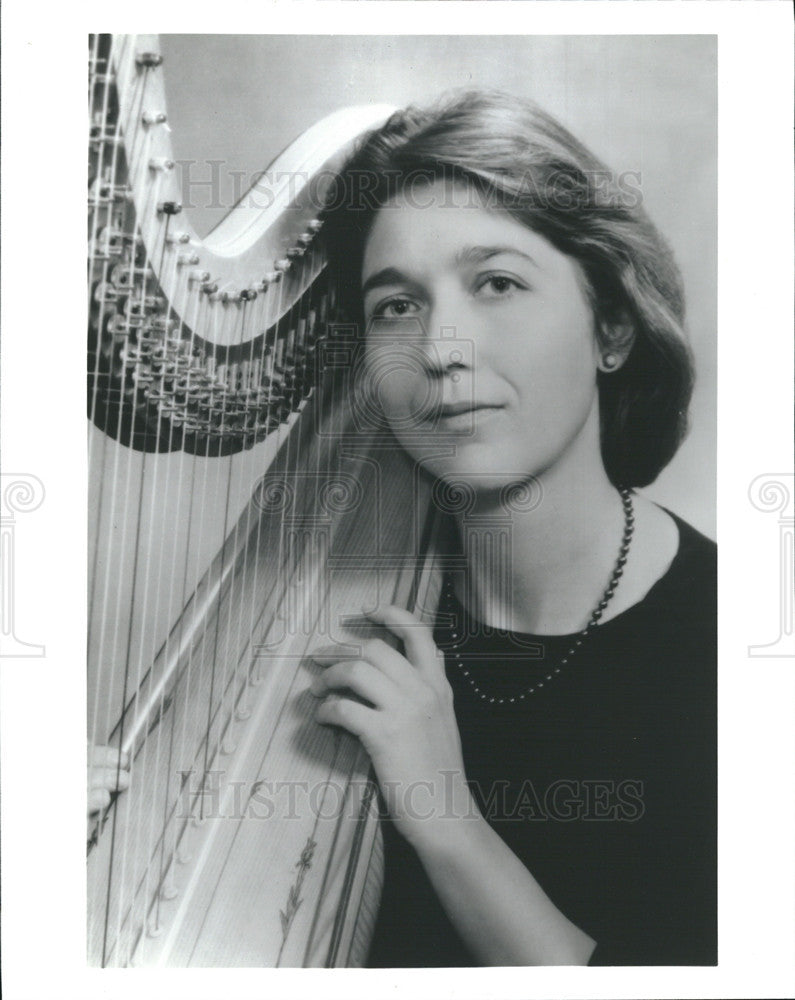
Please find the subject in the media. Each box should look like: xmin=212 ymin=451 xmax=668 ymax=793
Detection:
xmin=1 ymin=2 xmax=793 ymax=999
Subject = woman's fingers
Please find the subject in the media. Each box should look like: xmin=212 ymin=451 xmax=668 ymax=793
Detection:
xmin=88 ymin=788 xmax=111 ymax=814
xmin=87 ymin=744 xmax=131 ymax=818
xmin=315 ymin=692 xmax=376 ymax=742
xmin=88 ymin=744 xmax=130 ymax=770
xmin=89 ymin=767 xmax=131 ymax=792
xmin=362 ymin=605 xmax=442 ymax=676
xmin=310 ymin=658 xmax=397 ymax=708
xmin=311 ymin=637 xmax=417 ymax=687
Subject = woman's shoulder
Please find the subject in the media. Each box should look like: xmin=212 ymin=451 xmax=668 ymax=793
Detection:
xmin=630 ymin=503 xmax=716 ymax=634
xmin=661 ymin=507 xmax=717 ymax=587
xmin=666 ymin=508 xmax=717 ymax=552
xmin=603 ymin=496 xmax=713 ymax=627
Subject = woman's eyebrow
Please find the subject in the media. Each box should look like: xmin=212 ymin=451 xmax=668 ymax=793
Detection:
xmin=456 ymin=244 xmax=540 ymax=269
xmin=361 ymin=266 xmax=417 ymax=298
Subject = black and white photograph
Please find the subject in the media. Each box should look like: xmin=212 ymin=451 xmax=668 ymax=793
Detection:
xmin=85 ymin=30 xmax=718 ymax=969
xmin=1 ymin=3 xmax=793 ymax=999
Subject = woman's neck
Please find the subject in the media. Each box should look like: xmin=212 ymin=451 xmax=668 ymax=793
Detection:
xmin=453 ymin=461 xmax=626 ymax=636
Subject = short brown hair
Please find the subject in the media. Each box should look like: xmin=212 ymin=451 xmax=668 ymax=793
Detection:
xmin=321 ymin=90 xmax=695 ymax=488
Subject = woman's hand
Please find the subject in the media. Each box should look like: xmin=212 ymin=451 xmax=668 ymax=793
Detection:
xmin=310 ymin=604 xmax=476 ymax=849
xmin=310 ymin=605 xmax=595 ymax=965
xmin=88 ymin=744 xmax=130 ymax=816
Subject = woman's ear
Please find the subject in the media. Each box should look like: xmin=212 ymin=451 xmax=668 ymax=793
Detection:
xmin=596 ymin=317 xmax=635 ymax=373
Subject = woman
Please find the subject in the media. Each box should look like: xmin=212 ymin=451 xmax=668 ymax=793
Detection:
xmin=310 ymin=91 xmax=717 ymax=966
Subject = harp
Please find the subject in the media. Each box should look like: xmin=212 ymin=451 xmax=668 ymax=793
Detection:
xmin=88 ymin=34 xmax=440 ymax=967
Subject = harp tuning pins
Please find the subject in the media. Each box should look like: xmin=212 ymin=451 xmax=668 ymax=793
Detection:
xmin=274 ymin=258 xmax=292 ymax=274
xmin=260 ymin=271 xmax=282 ymax=289
xmin=286 ymin=246 xmax=306 ymax=260
xmin=166 ymin=231 xmax=191 ymax=245
xmin=188 ymin=269 xmax=211 ymax=285
xmin=135 ymin=52 xmax=163 ymax=69
xmin=218 ymin=288 xmax=256 ymax=305
xmin=177 ymin=251 xmax=200 ymax=267
xmin=307 ymin=218 xmax=323 ymax=233
xmin=142 ymin=111 xmax=168 ymax=127
xmin=157 ymin=200 xmax=182 ymax=216
xmin=149 ymin=156 xmax=175 ymax=172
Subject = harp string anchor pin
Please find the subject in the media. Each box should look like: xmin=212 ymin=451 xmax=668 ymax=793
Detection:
xmin=135 ymin=52 xmax=164 ymax=69
xmin=260 ymin=271 xmax=283 ymax=288
xmin=142 ymin=111 xmax=168 ymax=127
xmin=158 ymin=201 xmax=183 ymax=216
xmin=149 ymin=156 xmax=175 ymax=172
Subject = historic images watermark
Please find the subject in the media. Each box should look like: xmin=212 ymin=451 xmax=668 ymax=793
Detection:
xmin=176 ymin=770 xmax=645 ymax=824
xmin=748 ymin=473 xmax=794 ymax=657
xmin=173 ymin=160 xmax=645 ymax=216
xmin=0 ymin=473 xmax=46 ymax=657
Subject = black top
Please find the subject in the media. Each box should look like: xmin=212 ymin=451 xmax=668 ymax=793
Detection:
xmin=366 ymin=513 xmax=717 ymax=967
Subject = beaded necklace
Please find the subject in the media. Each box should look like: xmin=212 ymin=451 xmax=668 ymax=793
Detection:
xmin=443 ymin=487 xmax=635 ymax=706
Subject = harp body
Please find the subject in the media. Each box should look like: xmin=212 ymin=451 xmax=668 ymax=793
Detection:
xmin=88 ymin=35 xmax=438 ymax=967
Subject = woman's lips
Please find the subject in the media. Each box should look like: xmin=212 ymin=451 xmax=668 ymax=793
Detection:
xmin=438 ymin=401 xmax=489 ymax=417
xmin=427 ymin=402 xmax=504 ymax=430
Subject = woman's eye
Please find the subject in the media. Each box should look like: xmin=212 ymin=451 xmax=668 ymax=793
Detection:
xmin=372 ymin=297 xmax=419 ymax=319
xmin=477 ymin=274 xmax=524 ymax=297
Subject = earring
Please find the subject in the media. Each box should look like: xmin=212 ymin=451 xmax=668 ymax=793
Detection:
xmin=602 ymin=353 xmax=619 ymax=371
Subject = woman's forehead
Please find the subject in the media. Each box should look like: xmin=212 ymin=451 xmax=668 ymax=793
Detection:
xmin=362 ymin=179 xmax=558 ymax=279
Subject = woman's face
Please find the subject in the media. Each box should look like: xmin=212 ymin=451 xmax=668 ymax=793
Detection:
xmin=360 ymin=178 xmax=602 ymax=490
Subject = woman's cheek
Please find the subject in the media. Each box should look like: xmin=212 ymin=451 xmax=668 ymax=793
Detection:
xmin=364 ymin=350 xmax=440 ymax=428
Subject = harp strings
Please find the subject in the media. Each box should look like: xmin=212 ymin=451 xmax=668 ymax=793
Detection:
xmin=90 ymin=35 xmax=157 ymax=964
xmin=89 ymin=32 xmax=379 ymax=965
xmin=155 ymin=277 xmax=212 ymax=931
xmin=102 ymin=34 xmax=179 ymax=963
xmin=133 ymin=192 xmax=200 ymax=936
xmin=87 ymin=33 xmax=129 ymax=753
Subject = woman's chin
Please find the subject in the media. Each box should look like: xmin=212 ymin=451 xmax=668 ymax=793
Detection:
xmin=422 ymin=463 xmax=545 ymax=514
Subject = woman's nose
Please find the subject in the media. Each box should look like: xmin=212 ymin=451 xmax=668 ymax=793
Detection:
xmin=420 ymin=336 xmax=472 ymax=379
xmin=419 ymin=299 xmax=476 ymax=376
